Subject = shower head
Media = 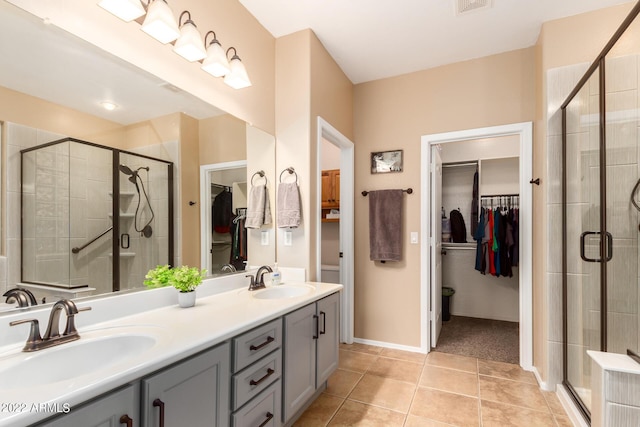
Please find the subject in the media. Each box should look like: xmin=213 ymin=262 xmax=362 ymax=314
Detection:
xmin=119 ymin=164 xmax=135 ymax=176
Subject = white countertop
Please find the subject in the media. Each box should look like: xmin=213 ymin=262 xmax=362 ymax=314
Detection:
xmin=0 ymin=280 xmax=342 ymax=426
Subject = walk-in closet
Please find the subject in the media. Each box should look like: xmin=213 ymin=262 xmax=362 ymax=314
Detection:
xmin=435 ymin=135 xmax=521 ymax=364
xmin=208 ymin=168 xmax=248 ymax=273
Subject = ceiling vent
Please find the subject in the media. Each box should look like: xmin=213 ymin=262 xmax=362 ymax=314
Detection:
xmin=455 ymin=0 xmax=493 ymax=16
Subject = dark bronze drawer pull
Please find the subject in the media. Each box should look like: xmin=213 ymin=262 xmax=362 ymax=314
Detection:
xmin=120 ymin=414 xmax=133 ymax=427
xmin=258 ymin=411 xmax=274 ymax=427
xmin=250 ymin=335 xmax=275 ymax=351
xmin=320 ymin=311 xmax=326 ymax=335
xmin=153 ymin=398 xmax=165 ymax=427
xmin=249 ymin=368 xmax=275 ymax=386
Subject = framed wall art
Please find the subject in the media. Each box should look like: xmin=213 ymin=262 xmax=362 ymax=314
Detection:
xmin=370 ymin=149 xmax=403 ymax=174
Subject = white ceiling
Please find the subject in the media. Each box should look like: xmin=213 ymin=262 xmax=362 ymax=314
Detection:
xmin=240 ymin=0 xmax=634 ymax=84
xmin=0 ymin=0 xmax=224 ymax=126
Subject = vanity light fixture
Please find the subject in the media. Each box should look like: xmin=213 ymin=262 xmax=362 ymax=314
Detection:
xmin=201 ymin=31 xmax=230 ymax=77
xmin=223 ymin=47 xmax=252 ymax=89
xmin=141 ymin=0 xmax=180 ymax=44
xmin=173 ymin=11 xmax=207 ymax=62
xmin=98 ymin=0 xmax=145 ymax=22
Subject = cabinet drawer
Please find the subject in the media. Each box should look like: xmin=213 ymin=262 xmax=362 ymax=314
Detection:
xmin=232 ymin=380 xmax=281 ymax=427
xmin=233 ymin=318 xmax=282 ymax=371
xmin=233 ymin=349 xmax=282 ymax=410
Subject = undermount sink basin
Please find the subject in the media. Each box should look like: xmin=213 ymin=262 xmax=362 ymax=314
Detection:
xmin=0 ymin=330 xmax=158 ymax=389
xmin=253 ymin=284 xmax=313 ymax=300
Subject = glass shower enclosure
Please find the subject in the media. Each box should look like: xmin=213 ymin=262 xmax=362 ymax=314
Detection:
xmin=21 ymin=138 xmax=174 ymax=295
xmin=561 ymin=2 xmax=640 ymax=420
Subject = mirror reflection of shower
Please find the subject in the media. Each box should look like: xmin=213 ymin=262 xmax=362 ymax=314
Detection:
xmin=119 ymin=164 xmax=154 ymax=238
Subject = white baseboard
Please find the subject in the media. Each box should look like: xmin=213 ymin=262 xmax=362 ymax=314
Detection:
xmin=532 ymin=366 xmax=554 ymax=391
xmin=557 ymin=384 xmax=589 ymax=427
xmin=352 ymin=337 xmax=425 ymax=354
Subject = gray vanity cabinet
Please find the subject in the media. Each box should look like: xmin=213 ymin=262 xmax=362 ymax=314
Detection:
xmin=283 ymin=292 xmax=340 ymax=423
xmin=38 ymin=384 xmax=140 ymax=427
xmin=141 ymin=342 xmax=230 ymax=427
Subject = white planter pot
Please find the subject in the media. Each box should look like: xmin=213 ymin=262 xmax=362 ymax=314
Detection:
xmin=178 ymin=290 xmax=196 ymax=308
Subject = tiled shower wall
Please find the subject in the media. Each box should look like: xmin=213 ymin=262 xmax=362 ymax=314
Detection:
xmin=2 ymin=122 xmax=180 ymax=297
xmin=547 ymin=55 xmax=640 ymax=409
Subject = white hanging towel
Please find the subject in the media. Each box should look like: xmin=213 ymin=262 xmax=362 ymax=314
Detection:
xmin=277 ymin=182 xmax=301 ymax=228
xmin=245 ymin=185 xmax=272 ymax=229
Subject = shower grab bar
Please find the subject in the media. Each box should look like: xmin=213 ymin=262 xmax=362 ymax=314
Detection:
xmin=72 ymin=226 xmax=113 ymax=254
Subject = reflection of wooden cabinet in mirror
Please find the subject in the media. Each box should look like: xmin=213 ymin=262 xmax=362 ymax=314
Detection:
xmin=321 ymin=169 xmax=340 ymax=222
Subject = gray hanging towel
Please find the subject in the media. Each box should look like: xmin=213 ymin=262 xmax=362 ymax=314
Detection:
xmin=277 ymin=182 xmax=301 ymax=228
xmin=245 ymin=184 xmax=272 ymax=229
xmin=368 ymin=189 xmax=403 ymax=262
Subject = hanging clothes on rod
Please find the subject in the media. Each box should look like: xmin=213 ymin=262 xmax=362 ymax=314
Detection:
xmin=474 ymin=195 xmax=519 ymax=277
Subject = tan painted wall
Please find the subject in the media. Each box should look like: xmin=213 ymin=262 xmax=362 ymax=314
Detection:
xmin=199 ymin=114 xmax=247 ymax=165
xmin=7 ymin=0 xmax=276 ymax=134
xmin=353 ymin=48 xmax=535 ymax=347
xmin=0 ymin=86 xmax=124 ymax=144
xmin=275 ymin=30 xmax=311 ymax=273
xmin=275 ymin=30 xmax=353 ymax=278
xmin=179 ymin=114 xmax=200 ymax=267
xmin=308 ymin=32 xmax=354 ymax=280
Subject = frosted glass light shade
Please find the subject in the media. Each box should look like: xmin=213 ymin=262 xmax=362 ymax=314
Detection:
xmin=201 ymin=41 xmax=230 ymax=77
xmin=224 ymin=56 xmax=252 ymax=89
xmin=98 ymin=0 xmax=145 ymax=22
xmin=141 ymin=0 xmax=180 ymax=44
xmin=173 ymin=21 xmax=206 ymax=62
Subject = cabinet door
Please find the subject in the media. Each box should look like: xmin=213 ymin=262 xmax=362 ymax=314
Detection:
xmin=142 ymin=343 xmax=230 ymax=427
xmin=321 ymin=171 xmax=334 ymax=208
xmin=317 ymin=293 xmax=340 ymax=385
xmin=40 ymin=384 xmax=139 ymax=427
xmin=333 ymin=171 xmax=340 ymax=205
xmin=283 ymin=303 xmax=317 ymax=423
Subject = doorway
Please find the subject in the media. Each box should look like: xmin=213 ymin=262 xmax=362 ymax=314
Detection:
xmin=316 ymin=117 xmax=355 ymax=344
xmin=199 ymin=160 xmax=248 ymax=275
xmin=420 ymin=122 xmax=533 ymax=370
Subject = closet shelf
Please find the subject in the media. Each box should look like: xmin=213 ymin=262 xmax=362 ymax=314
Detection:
xmin=108 ymin=252 xmax=136 ymax=257
xmin=108 ymin=213 xmax=135 ymax=219
xmin=442 ymin=242 xmax=475 ymax=249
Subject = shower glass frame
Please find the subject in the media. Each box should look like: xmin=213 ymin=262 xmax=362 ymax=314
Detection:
xmin=560 ymin=1 xmax=640 ymax=422
xmin=20 ymin=137 xmax=174 ymax=293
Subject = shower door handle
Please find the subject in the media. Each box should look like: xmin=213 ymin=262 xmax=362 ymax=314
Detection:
xmin=580 ymin=231 xmax=613 ymax=262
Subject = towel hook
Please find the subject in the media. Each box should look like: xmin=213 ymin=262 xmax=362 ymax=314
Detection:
xmin=279 ymin=167 xmax=298 ymax=183
xmin=251 ymin=170 xmax=266 ymax=186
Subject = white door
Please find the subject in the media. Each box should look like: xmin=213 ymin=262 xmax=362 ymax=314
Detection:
xmin=430 ymin=146 xmax=443 ymax=347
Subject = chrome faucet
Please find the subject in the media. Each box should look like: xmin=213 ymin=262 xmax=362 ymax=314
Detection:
xmin=3 ymin=288 xmax=37 ymax=308
xmin=9 ymin=299 xmax=91 ymax=352
xmin=246 ymin=265 xmax=273 ymax=291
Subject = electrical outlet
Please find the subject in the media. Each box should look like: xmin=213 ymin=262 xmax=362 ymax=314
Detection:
xmin=261 ymin=231 xmax=269 ymax=246
xmin=284 ymin=230 xmax=292 ymax=246
xmin=410 ymin=232 xmax=418 ymax=244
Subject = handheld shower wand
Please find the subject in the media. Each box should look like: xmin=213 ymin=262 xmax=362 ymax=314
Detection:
xmin=119 ymin=164 xmax=154 ymax=237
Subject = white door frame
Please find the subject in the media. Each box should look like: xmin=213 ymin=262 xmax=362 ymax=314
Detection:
xmin=200 ymin=160 xmax=247 ymax=273
xmin=420 ymin=122 xmax=533 ymax=370
xmin=316 ymin=116 xmax=355 ymax=344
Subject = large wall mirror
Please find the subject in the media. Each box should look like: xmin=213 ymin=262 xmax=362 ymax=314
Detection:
xmin=0 ymin=0 xmax=276 ymax=313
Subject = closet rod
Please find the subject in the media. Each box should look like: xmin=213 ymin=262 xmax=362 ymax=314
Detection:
xmin=480 ymin=193 xmax=519 ymax=198
xmin=211 ymin=183 xmax=229 ymax=189
xmin=442 ymin=161 xmax=478 ymax=168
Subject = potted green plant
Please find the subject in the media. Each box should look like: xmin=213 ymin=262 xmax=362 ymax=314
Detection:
xmin=144 ymin=265 xmax=207 ymax=308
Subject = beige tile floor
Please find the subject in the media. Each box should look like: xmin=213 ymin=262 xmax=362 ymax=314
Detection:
xmin=294 ymin=343 xmax=572 ymax=427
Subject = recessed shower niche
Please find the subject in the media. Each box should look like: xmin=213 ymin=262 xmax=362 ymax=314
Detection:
xmin=21 ymin=137 xmax=174 ymax=295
